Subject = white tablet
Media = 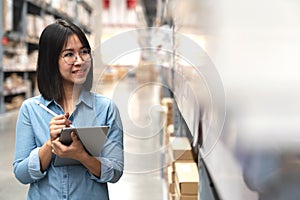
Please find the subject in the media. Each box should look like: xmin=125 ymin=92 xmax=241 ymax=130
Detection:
xmin=53 ymin=126 xmax=109 ymax=166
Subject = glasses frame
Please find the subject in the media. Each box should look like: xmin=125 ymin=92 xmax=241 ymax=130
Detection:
xmin=61 ymin=48 xmax=92 ymax=65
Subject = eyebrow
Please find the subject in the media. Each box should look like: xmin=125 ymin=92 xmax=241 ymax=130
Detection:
xmin=61 ymin=47 xmax=87 ymax=52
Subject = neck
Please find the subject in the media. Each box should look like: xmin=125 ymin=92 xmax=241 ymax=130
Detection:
xmin=60 ymin=84 xmax=82 ymax=114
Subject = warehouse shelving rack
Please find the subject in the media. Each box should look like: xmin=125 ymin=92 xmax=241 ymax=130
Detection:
xmin=0 ymin=1 xmax=4 ymax=113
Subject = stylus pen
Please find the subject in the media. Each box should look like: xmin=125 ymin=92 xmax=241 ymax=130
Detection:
xmin=35 ymin=101 xmax=58 ymax=117
xmin=35 ymin=101 xmax=74 ymax=128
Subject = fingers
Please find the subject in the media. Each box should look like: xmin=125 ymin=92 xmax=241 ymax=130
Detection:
xmin=70 ymin=131 xmax=79 ymax=141
xmin=64 ymin=112 xmax=70 ymax=119
xmin=52 ymin=138 xmax=70 ymax=156
xmin=51 ymin=138 xmax=60 ymax=155
xmin=49 ymin=115 xmax=65 ymax=141
xmin=49 ymin=114 xmax=71 ymax=127
xmin=64 ymin=113 xmax=72 ymax=127
xmin=49 ymin=114 xmax=72 ymax=141
xmin=51 ymin=135 xmax=85 ymax=160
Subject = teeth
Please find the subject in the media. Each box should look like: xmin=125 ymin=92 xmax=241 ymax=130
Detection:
xmin=72 ymin=69 xmax=85 ymax=74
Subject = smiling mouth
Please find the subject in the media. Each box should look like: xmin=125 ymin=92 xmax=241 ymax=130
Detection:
xmin=72 ymin=69 xmax=87 ymax=74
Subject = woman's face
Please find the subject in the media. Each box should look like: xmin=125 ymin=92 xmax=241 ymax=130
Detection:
xmin=58 ymin=34 xmax=91 ymax=87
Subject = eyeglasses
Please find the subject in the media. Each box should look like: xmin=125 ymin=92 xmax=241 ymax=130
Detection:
xmin=61 ymin=48 xmax=91 ymax=65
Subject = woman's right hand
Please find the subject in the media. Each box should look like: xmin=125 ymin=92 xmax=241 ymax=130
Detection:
xmin=49 ymin=113 xmax=72 ymax=141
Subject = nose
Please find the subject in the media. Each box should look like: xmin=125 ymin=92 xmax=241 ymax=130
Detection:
xmin=74 ymin=54 xmax=84 ymax=64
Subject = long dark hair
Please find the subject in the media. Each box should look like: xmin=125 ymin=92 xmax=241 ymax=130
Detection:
xmin=37 ymin=19 xmax=93 ymax=101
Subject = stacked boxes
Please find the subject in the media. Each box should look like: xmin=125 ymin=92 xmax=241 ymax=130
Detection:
xmin=3 ymin=43 xmax=29 ymax=71
xmin=161 ymin=97 xmax=174 ymax=154
xmin=165 ymin=136 xmax=198 ymax=200
xmin=100 ymin=65 xmax=131 ymax=83
xmin=5 ymin=95 xmax=25 ymax=111
xmin=4 ymin=73 xmax=30 ymax=111
xmin=160 ymin=97 xmax=175 ymax=196
xmin=26 ymin=14 xmax=50 ymax=40
xmin=160 ymin=97 xmax=199 ymax=199
xmin=3 ymin=73 xmax=24 ymax=91
xmin=167 ymin=165 xmax=177 ymax=200
xmin=174 ymin=162 xmax=199 ymax=200
xmin=25 ymin=0 xmax=92 ymax=39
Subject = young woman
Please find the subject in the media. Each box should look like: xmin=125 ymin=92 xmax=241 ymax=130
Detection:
xmin=13 ymin=19 xmax=123 ymax=199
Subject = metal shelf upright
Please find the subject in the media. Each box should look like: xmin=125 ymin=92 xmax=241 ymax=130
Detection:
xmin=0 ymin=0 xmax=4 ymax=113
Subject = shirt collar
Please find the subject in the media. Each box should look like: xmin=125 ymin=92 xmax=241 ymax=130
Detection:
xmin=77 ymin=90 xmax=93 ymax=109
xmin=39 ymin=90 xmax=93 ymax=109
xmin=39 ymin=96 xmax=54 ymax=107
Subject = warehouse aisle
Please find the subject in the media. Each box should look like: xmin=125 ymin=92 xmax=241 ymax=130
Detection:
xmin=0 ymin=72 xmax=165 ymax=200
xmin=96 ymin=72 xmax=165 ymax=200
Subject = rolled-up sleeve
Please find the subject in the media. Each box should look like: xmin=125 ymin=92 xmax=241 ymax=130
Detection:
xmin=13 ymin=101 xmax=47 ymax=184
xmin=28 ymin=148 xmax=47 ymax=178
xmin=89 ymin=157 xmax=123 ymax=183
xmin=92 ymin=100 xmax=124 ymax=183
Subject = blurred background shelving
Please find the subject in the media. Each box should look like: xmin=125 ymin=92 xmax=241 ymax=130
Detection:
xmin=2 ymin=0 xmax=300 ymax=200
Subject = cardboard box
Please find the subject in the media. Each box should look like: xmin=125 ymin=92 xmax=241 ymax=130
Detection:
xmin=178 ymin=194 xmax=198 ymax=200
xmin=170 ymin=137 xmax=194 ymax=161
xmin=162 ymin=105 xmax=173 ymax=147
xmin=169 ymin=192 xmax=177 ymax=200
xmin=115 ymin=66 xmax=128 ymax=80
xmin=161 ymin=97 xmax=173 ymax=128
xmin=44 ymin=14 xmax=55 ymax=27
xmin=35 ymin=16 xmax=44 ymax=38
xmin=163 ymin=145 xmax=174 ymax=175
xmin=161 ymin=97 xmax=173 ymax=109
xmin=26 ymin=14 xmax=35 ymax=37
xmin=2 ymin=0 xmax=13 ymax=31
xmin=175 ymin=162 xmax=199 ymax=195
xmin=167 ymin=124 xmax=174 ymax=136
xmin=167 ymin=165 xmax=176 ymax=193
xmin=102 ymin=72 xmax=116 ymax=82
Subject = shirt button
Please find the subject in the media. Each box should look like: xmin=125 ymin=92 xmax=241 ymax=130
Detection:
xmin=64 ymin=175 xmax=67 ymax=178
xmin=63 ymin=195 xmax=66 ymax=199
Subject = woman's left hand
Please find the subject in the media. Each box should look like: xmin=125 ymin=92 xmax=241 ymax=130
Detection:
xmin=51 ymin=132 xmax=87 ymax=161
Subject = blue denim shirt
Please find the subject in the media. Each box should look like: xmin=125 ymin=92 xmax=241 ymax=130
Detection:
xmin=13 ymin=90 xmax=123 ymax=200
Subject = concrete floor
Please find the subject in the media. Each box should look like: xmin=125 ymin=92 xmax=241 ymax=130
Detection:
xmin=0 ymin=110 xmax=28 ymax=200
xmin=0 ymin=75 xmax=166 ymax=200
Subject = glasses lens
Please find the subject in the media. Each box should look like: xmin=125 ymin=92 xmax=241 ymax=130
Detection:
xmin=80 ymin=49 xmax=91 ymax=61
